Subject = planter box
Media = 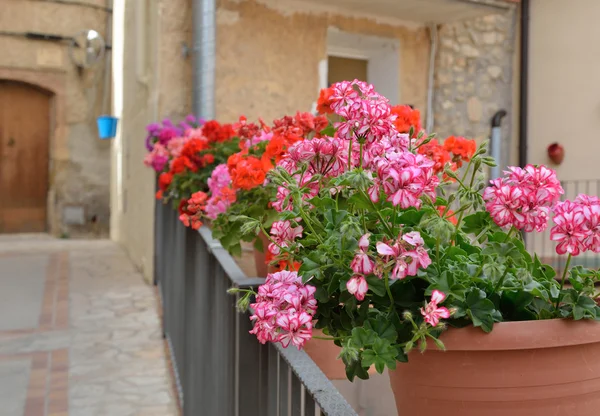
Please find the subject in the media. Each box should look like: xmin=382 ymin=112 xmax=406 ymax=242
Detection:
xmin=390 ymin=319 xmax=600 ymax=416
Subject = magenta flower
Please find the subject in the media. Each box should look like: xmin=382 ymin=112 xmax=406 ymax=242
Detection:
xmin=376 ymin=231 xmax=431 ymax=280
xmin=484 ymin=165 xmax=563 ymax=232
xmin=551 ymin=200 xmax=588 ymax=256
xmin=143 ymin=143 xmax=169 ymax=172
xmin=346 ymin=276 xmax=368 ymax=301
xmin=207 ymin=164 xmax=231 ymax=194
xmin=420 ymin=290 xmax=451 ymax=327
xmin=250 ymin=271 xmax=316 ymax=349
xmin=351 ymin=233 xmax=375 ymax=275
xmin=551 ymin=201 xmax=587 ymax=255
xmin=276 ymin=311 xmax=313 ymax=348
xmin=268 ymin=221 xmax=303 ymax=255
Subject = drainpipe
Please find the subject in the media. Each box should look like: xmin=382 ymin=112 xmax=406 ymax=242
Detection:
xmin=518 ymin=0 xmax=530 ymax=167
xmin=425 ymin=23 xmax=438 ymax=133
xmin=102 ymin=0 xmax=113 ymax=115
xmin=192 ymin=0 xmax=216 ymax=119
xmin=490 ymin=110 xmax=507 ymax=179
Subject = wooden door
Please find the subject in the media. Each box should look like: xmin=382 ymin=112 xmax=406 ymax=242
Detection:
xmin=0 ymin=81 xmax=50 ymax=233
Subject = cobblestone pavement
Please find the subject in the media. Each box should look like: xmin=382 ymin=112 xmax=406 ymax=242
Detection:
xmin=0 ymin=235 xmax=178 ymax=416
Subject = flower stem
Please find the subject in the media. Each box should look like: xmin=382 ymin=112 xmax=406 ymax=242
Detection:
xmin=360 ymin=190 xmax=394 ymax=236
xmin=347 ymin=137 xmax=353 ymax=169
xmin=493 ymin=266 xmax=509 ymax=292
xmin=311 ymin=335 xmax=340 ymax=341
xmin=359 ymin=141 xmax=364 ymax=170
xmin=260 ymin=225 xmax=285 ymax=253
xmin=298 ymin=206 xmax=324 ymax=244
xmin=554 ymin=253 xmax=572 ymax=311
xmin=504 ymin=226 xmax=516 ymax=242
xmin=384 ymin=274 xmax=395 ymax=312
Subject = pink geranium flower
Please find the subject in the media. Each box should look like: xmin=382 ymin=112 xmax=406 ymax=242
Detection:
xmin=268 ymin=221 xmax=303 ymax=255
xmin=346 ymin=275 xmax=368 ymax=301
xmin=484 ymin=165 xmax=563 ymax=232
xmin=551 ymin=200 xmax=588 ymax=256
xmin=420 ymin=290 xmax=451 ymax=327
xmin=276 ymin=311 xmax=313 ymax=348
xmin=250 ymin=271 xmax=316 ymax=349
xmin=351 ymin=233 xmax=375 ymax=275
xmin=376 ymin=231 xmax=431 ymax=280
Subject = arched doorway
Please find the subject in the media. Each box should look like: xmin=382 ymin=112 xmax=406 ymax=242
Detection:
xmin=0 ymin=80 xmax=51 ymax=233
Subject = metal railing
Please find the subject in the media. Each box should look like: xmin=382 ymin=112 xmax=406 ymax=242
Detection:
xmin=154 ymin=199 xmax=358 ymax=416
xmin=524 ymin=179 xmax=600 ymax=272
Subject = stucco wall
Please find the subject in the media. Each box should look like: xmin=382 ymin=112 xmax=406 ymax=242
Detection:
xmin=433 ymin=10 xmax=518 ymax=167
xmin=216 ymin=0 xmax=430 ymax=123
xmin=113 ymin=0 xmax=192 ymax=280
xmin=528 ymin=0 xmax=600 ymax=181
xmin=1 ymin=0 xmax=112 ymax=236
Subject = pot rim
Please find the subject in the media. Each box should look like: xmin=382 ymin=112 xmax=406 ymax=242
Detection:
xmin=439 ymin=319 xmax=600 ymax=351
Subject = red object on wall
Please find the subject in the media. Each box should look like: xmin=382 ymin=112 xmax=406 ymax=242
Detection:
xmin=547 ymin=143 xmax=565 ymax=165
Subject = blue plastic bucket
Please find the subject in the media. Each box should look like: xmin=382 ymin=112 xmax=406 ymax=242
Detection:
xmin=96 ymin=116 xmax=118 ymax=139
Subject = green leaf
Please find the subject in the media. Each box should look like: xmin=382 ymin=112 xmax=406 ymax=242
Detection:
xmin=347 ymin=192 xmax=373 ymax=210
xmin=350 ymin=327 xmax=378 ymax=348
xmin=462 ymin=212 xmax=491 ymax=235
xmin=364 ymin=319 xmax=397 ymax=343
xmin=361 ymin=338 xmax=398 ymax=374
xmin=502 ymin=290 xmax=534 ymax=310
xmin=308 ymin=196 xmax=337 ymax=210
xmin=573 ymin=296 xmax=597 ymax=320
xmin=325 ymin=210 xmax=349 ymax=228
xmin=344 ymin=358 xmax=370 ymax=381
xmin=365 ymin=275 xmax=386 ymax=297
xmin=466 ymin=289 xmax=499 ymax=333
xmin=444 ymin=246 xmax=468 ymax=261
xmin=320 ymin=124 xmax=336 ymax=137
xmin=299 ymin=252 xmax=323 ymax=281
xmin=396 ymin=209 xmax=426 ymax=226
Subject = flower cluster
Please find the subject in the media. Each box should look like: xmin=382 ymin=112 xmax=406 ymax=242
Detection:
xmin=179 ymin=191 xmax=208 ymax=230
xmin=268 ymin=221 xmax=303 ymax=255
xmin=204 ymin=164 xmax=237 ymax=220
xmin=144 ymin=143 xmax=170 ymax=172
xmin=347 ymin=234 xmax=374 ymax=301
xmin=145 ymin=118 xmax=184 ymax=151
xmin=330 ymin=80 xmax=397 ymax=144
xmin=484 ymin=165 xmax=563 ymax=232
xmin=420 ymin=290 xmax=451 ymax=327
xmin=227 ymin=153 xmax=267 ymax=190
xmin=390 ymin=105 xmax=421 ymax=136
xmin=376 ymin=231 xmax=432 ymax=280
xmin=249 ymin=271 xmax=316 ymax=348
xmin=370 ymin=152 xmax=438 ymax=209
xmin=201 ymin=120 xmax=235 ymax=143
xmin=551 ymin=195 xmax=600 ymax=256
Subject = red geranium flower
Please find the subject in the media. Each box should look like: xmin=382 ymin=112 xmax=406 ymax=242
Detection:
xmin=391 ymin=105 xmax=421 ymax=136
xmin=316 ymin=87 xmax=334 ymax=115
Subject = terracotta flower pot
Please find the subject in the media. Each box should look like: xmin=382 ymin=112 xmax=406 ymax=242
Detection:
xmin=253 ymin=247 xmax=269 ymax=278
xmin=253 ymin=234 xmax=277 ymax=277
xmin=389 ymin=319 xmax=600 ymax=416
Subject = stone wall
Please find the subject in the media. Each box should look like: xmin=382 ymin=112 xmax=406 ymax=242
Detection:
xmin=433 ymin=10 xmax=518 ymax=165
xmin=1 ymin=0 xmax=112 ymax=237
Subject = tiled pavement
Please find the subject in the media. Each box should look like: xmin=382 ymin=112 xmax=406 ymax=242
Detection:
xmin=0 ymin=235 xmax=178 ymax=416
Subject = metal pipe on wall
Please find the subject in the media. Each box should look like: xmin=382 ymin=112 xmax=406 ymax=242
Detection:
xmin=490 ymin=109 xmax=507 ymax=179
xmin=192 ymin=0 xmax=216 ymax=120
xmin=518 ymin=0 xmax=530 ymax=167
xmin=102 ymin=0 xmax=113 ymax=115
